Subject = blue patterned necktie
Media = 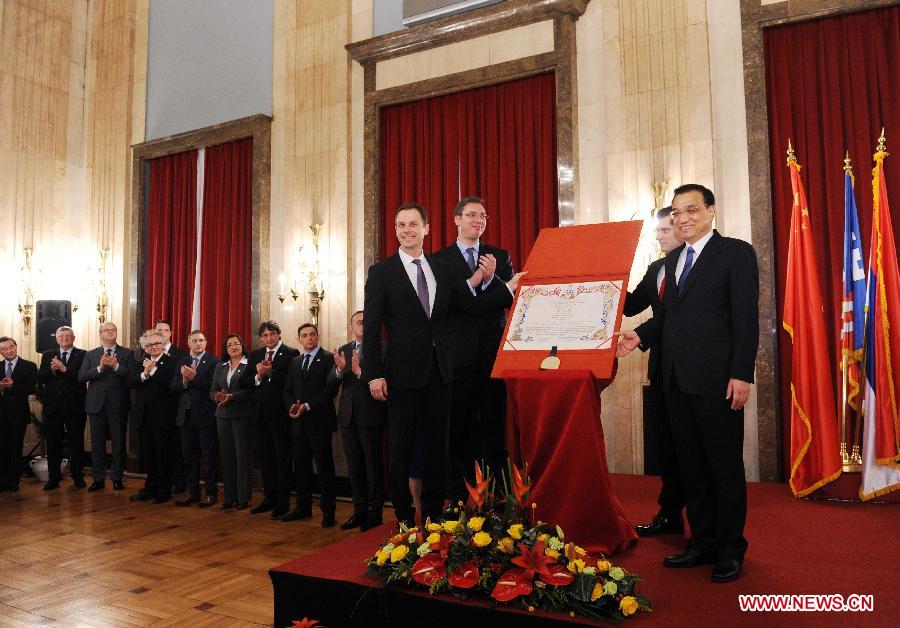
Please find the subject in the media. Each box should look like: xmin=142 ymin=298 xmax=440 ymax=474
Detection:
xmin=412 ymin=259 xmax=430 ymax=318
xmin=678 ymin=246 xmax=696 ymax=295
xmin=465 ymin=247 xmax=477 ymax=274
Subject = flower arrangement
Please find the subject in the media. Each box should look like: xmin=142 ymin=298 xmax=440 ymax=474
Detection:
xmin=366 ymin=461 xmax=651 ymax=622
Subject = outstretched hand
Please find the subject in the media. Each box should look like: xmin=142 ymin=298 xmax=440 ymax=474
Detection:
xmin=614 ymin=330 xmax=641 ymax=357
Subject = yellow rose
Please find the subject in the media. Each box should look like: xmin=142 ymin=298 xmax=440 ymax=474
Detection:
xmin=442 ymin=520 xmax=460 ymax=534
xmin=426 ymin=522 xmax=442 ymax=532
xmin=472 ymin=531 xmax=492 ymax=547
xmin=619 ymin=596 xmax=639 ymax=616
xmin=596 ymin=559 xmax=612 ymax=573
xmin=567 ymin=558 xmax=585 ymax=574
xmin=575 ymin=545 xmax=587 ymax=557
xmin=375 ymin=550 xmax=390 ymax=566
xmin=426 ymin=532 xmax=441 ymax=544
xmin=467 ymin=516 xmax=485 ymax=532
xmin=507 ymin=524 xmax=524 ymax=540
xmin=590 ymin=582 xmax=604 ymax=602
xmin=545 ymin=547 xmax=560 ymax=559
xmin=390 ymin=545 xmax=409 ymax=563
xmin=497 ymin=537 xmax=516 ymax=554
xmin=537 ymin=533 xmax=549 ymax=544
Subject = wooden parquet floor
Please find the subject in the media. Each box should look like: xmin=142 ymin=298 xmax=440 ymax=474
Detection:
xmin=0 ymin=477 xmax=355 ymax=627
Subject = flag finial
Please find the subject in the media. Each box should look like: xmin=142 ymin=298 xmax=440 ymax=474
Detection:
xmin=876 ymin=127 xmax=886 ymax=154
xmin=843 ymin=151 xmax=852 ymax=175
xmin=786 ymin=139 xmax=797 ymax=165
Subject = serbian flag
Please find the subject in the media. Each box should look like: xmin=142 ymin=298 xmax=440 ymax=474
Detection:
xmin=783 ymin=144 xmax=842 ymax=496
xmin=861 ymin=133 xmax=900 ymax=478
xmin=841 ymin=164 xmax=866 ymax=418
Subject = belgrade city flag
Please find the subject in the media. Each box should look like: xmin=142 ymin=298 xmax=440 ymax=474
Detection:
xmin=783 ymin=148 xmax=842 ymax=496
xmin=860 ymin=136 xmax=900 ymax=500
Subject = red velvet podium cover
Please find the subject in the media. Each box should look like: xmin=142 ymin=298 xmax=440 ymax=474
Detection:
xmin=494 ymin=222 xmax=643 ymax=555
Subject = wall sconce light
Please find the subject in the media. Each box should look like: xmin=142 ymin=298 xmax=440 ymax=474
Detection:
xmin=304 ymin=223 xmax=326 ymax=326
xmin=88 ymin=249 xmax=110 ymax=325
xmin=18 ymin=248 xmax=35 ymax=335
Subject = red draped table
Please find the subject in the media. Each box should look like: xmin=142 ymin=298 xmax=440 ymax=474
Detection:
xmin=505 ymin=368 xmax=637 ymax=556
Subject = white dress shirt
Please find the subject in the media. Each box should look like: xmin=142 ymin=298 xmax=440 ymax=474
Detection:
xmin=398 ymin=248 xmax=437 ymax=316
xmin=676 ymin=229 xmax=715 ymax=284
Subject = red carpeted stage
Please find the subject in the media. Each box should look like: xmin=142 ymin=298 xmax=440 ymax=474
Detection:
xmin=270 ymin=474 xmax=899 ymax=627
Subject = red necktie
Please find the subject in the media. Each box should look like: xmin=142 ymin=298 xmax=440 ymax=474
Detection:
xmin=658 ymin=276 xmax=666 ymax=300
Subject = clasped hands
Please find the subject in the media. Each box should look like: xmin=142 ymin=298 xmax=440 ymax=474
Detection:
xmin=467 ymin=254 xmax=527 ymax=291
xmin=214 ymin=390 xmax=232 ymax=406
xmin=0 ymin=376 xmax=12 ymax=389
xmin=333 ymin=350 xmax=361 ymax=377
xmin=256 ymin=358 xmax=273 ymax=378
xmin=99 ymin=353 xmax=118 ymax=370
xmin=50 ymin=356 xmax=67 ymax=373
xmin=614 ymin=330 xmax=750 ymax=411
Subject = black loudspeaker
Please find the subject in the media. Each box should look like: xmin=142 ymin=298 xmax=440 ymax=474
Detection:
xmin=36 ymin=300 xmax=72 ymax=353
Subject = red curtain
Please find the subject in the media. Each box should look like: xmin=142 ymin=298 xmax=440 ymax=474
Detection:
xmin=379 ymin=72 xmax=558 ymax=267
xmin=764 ymin=6 xmax=900 ymax=475
xmin=198 ymin=137 xmax=253 ymax=352
xmin=145 ymin=150 xmax=198 ymax=344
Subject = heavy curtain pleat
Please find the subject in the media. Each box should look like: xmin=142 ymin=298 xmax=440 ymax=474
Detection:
xmin=145 ymin=150 xmax=198 ymax=343
xmin=764 ymin=5 xmax=900 ymax=474
xmin=198 ymin=137 xmax=253 ymax=352
xmin=379 ymin=72 xmax=558 ymax=267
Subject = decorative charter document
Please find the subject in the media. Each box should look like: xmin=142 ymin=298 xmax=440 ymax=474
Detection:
xmin=503 ymin=280 xmax=623 ymax=351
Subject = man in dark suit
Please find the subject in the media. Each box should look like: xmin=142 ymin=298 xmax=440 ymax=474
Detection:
xmin=362 ymin=203 xmax=523 ymax=526
xmin=329 ymin=310 xmax=386 ymax=531
xmin=435 ymin=197 xmax=515 ymax=504
xmin=170 ymin=330 xmax=220 ymax=507
xmin=617 ymin=184 xmax=758 ymax=583
xmin=0 ymin=337 xmax=38 ymax=492
xmin=243 ymin=320 xmax=300 ymax=517
xmin=622 ymin=206 xmax=686 ymax=536
xmin=281 ymin=323 xmax=339 ymax=527
xmin=38 ymin=326 xmax=87 ymax=489
xmin=155 ymin=319 xmax=188 ymax=494
xmin=78 ymin=322 xmax=136 ymax=491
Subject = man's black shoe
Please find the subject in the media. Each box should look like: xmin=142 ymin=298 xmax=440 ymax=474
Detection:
xmin=711 ymin=558 xmax=742 ymax=583
xmin=663 ymin=548 xmax=716 ymax=568
xmin=72 ymin=477 xmax=86 ymax=488
xmin=340 ymin=514 xmax=365 ymax=530
xmin=152 ymin=496 xmax=170 ymax=504
xmin=360 ymin=515 xmax=383 ymax=532
xmin=129 ymin=492 xmax=152 ymax=502
xmin=43 ymin=481 xmax=60 ymax=491
xmin=321 ymin=513 xmax=336 ymax=528
xmin=87 ymin=481 xmax=105 ymax=492
xmin=113 ymin=480 xmax=125 ymax=490
xmin=635 ymin=513 xmax=684 ymax=537
xmin=249 ymin=501 xmax=275 ymax=514
xmin=198 ymin=496 xmax=218 ymax=508
xmin=279 ymin=508 xmax=312 ymax=522
xmin=270 ymin=505 xmax=289 ymax=519
xmin=176 ymin=495 xmax=201 ymax=507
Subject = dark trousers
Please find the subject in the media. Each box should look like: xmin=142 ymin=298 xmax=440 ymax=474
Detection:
xmin=169 ymin=428 xmax=185 ymax=490
xmin=291 ymin=424 xmax=336 ymax=514
xmin=388 ymin=352 xmax=450 ymax=523
xmin=140 ymin=424 xmax=173 ymax=500
xmin=45 ymin=410 xmax=87 ymax=483
xmin=340 ymin=423 xmax=384 ymax=517
xmin=218 ymin=417 xmax=250 ymax=504
xmin=255 ymin=413 xmax=293 ymax=509
xmin=181 ymin=412 xmax=220 ymax=498
xmin=89 ymin=406 xmax=125 ymax=482
xmin=649 ymin=374 xmax=685 ymax=516
xmin=665 ymin=377 xmax=748 ymax=561
xmin=0 ymin=419 xmax=27 ymax=489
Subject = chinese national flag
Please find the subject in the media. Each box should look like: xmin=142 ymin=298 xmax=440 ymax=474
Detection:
xmin=783 ymin=148 xmax=842 ymax=496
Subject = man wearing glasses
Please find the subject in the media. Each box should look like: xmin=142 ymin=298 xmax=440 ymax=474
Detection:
xmin=617 ymin=184 xmax=758 ymax=583
xmin=623 ymin=206 xmax=686 ymax=538
xmin=436 ymin=197 xmax=515 ymax=506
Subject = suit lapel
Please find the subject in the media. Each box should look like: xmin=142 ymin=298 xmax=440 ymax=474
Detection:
xmin=390 ymin=254 xmax=430 ymax=321
xmin=678 ymin=231 xmax=724 ymax=300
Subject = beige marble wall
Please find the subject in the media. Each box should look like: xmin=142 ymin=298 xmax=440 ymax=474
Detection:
xmin=0 ymin=0 xmax=146 ymax=361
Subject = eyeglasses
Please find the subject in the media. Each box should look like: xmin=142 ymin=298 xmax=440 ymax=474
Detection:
xmin=670 ymin=204 xmax=708 ymax=219
xmin=226 ymin=342 xmax=242 ymax=349
xmin=145 ymin=342 xmax=163 ymax=347
xmin=461 ymin=212 xmax=488 ymax=222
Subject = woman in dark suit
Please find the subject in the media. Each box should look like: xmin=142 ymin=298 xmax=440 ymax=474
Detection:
xmin=129 ymin=329 xmax=178 ymax=503
xmin=211 ymin=333 xmax=253 ymax=509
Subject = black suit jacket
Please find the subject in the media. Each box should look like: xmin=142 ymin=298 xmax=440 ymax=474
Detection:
xmin=635 ymin=231 xmax=759 ymax=397
xmin=0 ymin=358 xmax=37 ymax=426
xmin=170 ymin=352 xmax=219 ymax=428
xmin=283 ymin=349 xmax=339 ymax=436
xmin=78 ymin=345 xmax=136 ymax=415
xmin=242 ymin=343 xmax=300 ymax=424
xmin=129 ymin=354 xmax=178 ymax=431
xmin=434 ymin=242 xmax=514 ymax=368
xmin=328 ymin=341 xmax=386 ymax=428
xmin=361 ymin=253 xmax=514 ymax=389
xmin=38 ymin=347 xmax=87 ymax=416
xmin=624 ymin=258 xmax=665 ymax=379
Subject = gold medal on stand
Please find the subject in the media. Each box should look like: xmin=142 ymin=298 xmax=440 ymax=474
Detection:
xmin=540 ymin=346 xmax=560 ymax=370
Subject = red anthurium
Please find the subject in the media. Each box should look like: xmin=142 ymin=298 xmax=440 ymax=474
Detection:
xmin=465 ymin=461 xmax=490 ymax=510
xmin=510 ymin=463 xmax=531 ymax=508
xmin=448 ymin=561 xmax=480 ymax=589
xmin=540 ymin=564 xmax=575 ymax=586
xmin=491 ymin=567 xmax=534 ymax=602
xmin=430 ymin=533 xmax=453 ymax=558
xmin=510 ymin=541 xmax=554 ymax=580
xmin=291 ymin=619 xmax=320 ymax=628
xmin=411 ymin=553 xmax=447 ymax=586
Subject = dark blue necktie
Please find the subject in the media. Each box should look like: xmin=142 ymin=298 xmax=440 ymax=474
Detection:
xmin=678 ymin=246 xmax=696 ymax=295
xmin=465 ymin=247 xmax=477 ymax=274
